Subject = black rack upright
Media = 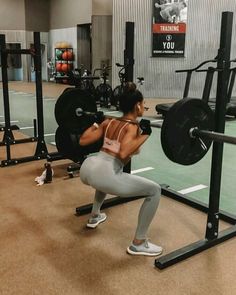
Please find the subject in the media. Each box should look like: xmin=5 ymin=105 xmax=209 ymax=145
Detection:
xmin=0 ymin=32 xmax=49 ymax=166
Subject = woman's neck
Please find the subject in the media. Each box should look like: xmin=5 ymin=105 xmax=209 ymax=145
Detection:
xmin=122 ymin=112 xmax=138 ymax=121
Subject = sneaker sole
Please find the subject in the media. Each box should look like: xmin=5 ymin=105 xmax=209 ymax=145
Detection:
xmin=126 ymin=247 xmax=163 ymax=257
xmin=86 ymin=216 xmax=107 ymax=229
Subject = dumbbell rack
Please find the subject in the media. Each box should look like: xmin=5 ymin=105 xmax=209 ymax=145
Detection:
xmin=54 ymin=47 xmax=73 ymax=84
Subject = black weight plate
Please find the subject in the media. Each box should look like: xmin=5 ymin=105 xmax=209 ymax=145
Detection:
xmin=54 ymin=88 xmax=97 ymax=132
xmin=55 ymin=126 xmax=86 ymax=162
xmin=86 ymin=138 xmax=104 ymax=154
xmin=55 ymin=126 xmax=103 ymax=162
xmin=161 ymin=98 xmax=214 ymax=165
xmin=62 ymin=87 xmax=75 ymax=94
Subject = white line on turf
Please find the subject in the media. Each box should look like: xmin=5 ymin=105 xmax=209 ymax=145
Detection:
xmin=177 ymin=184 xmax=208 ymax=195
xmin=13 ymin=92 xmax=34 ymax=96
xmin=0 ymin=120 xmax=19 ymax=124
xmin=12 ymin=92 xmax=26 ymax=95
xmin=131 ymin=167 xmax=154 ymax=174
xmin=20 ymin=126 xmax=34 ymax=130
xmin=45 ymin=98 xmax=57 ymax=101
xmin=50 ymin=142 xmax=56 ymax=145
xmin=44 ymin=133 xmax=55 ymax=137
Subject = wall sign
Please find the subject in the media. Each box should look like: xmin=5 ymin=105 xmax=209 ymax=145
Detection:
xmin=152 ymin=0 xmax=188 ymax=57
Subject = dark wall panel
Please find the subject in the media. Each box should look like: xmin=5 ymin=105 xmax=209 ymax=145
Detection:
xmin=25 ymin=0 xmax=50 ymax=32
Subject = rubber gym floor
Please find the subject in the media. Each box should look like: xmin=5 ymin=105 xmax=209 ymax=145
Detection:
xmin=0 ymin=81 xmax=236 ymax=295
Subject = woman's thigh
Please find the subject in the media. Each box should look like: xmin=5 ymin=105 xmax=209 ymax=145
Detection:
xmin=80 ymin=155 xmax=160 ymax=198
xmin=91 ymin=171 xmax=159 ymax=198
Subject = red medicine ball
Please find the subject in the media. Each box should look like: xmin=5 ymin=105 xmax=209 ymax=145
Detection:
xmin=56 ymin=63 xmax=62 ymax=71
xmin=61 ymin=63 xmax=70 ymax=72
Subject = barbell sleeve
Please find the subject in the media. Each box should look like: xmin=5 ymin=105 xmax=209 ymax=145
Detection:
xmin=190 ymin=127 xmax=236 ymax=145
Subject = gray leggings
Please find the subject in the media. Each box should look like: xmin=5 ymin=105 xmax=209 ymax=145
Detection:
xmin=80 ymin=151 xmax=161 ymax=240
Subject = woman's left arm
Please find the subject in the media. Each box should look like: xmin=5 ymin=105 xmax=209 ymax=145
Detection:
xmin=79 ymin=121 xmax=105 ymax=146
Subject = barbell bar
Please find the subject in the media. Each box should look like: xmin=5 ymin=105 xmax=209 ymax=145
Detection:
xmin=74 ymin=98 xmax=236 ymax=165
xmin=75 ymin=106 xmax=236 ymax=146
xmin=75 ymin=107 xmax=163 ymax=128
xmin=189 ymin=127 xmax=236 ymax=145
xmin=54 ymin=88 xmax=236 ymax=165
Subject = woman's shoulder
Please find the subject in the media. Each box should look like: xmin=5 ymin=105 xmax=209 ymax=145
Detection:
xmin=123 ymin=121 xmax=139 ymax=135
xmin=101 ymin=118 xmax=112 ymax=126
xmin=102 ymin=117 xmax=138 ymax=130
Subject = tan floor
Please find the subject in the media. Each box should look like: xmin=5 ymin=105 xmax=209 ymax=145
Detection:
xmin=0 ymin=82 xmax=236 ymax=295
xmin=8 ymin=81 xmax=69 ymax=98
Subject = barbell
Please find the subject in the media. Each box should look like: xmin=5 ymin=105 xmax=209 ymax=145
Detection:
xmin=54 ymin=88 xmax=236 ymax=165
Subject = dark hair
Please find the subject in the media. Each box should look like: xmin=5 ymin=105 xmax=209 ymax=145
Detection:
xmin=119 ymin=82 xmax=143 ymax=114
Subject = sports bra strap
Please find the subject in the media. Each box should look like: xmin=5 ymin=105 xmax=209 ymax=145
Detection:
xmin=117 ymin=122 xmax=129 ymax=141
xmin=104 ymin=119 xmax=129 ymax=141
xmin=104 ymin=119 xmax=115 ymax=138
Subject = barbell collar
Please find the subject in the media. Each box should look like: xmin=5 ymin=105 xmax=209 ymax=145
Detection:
xmin=190 ymin=127 xmax=236 ymax=145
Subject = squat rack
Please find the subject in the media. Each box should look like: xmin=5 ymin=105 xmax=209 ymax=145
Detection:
xmin=76 ymin=12 xmax=236 ymax=269
xmin=155 ymin=11 xmax=236 ymax=269
xmin=0 ymin=32 xmax=60 ymax=167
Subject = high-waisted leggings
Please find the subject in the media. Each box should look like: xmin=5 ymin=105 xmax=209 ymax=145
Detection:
xmin=80 ymin=151 xmax=161 ymax=240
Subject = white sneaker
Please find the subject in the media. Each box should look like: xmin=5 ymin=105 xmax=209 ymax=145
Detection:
xmin=86 ymin=213 xmax=107 ymax=229
xmin=127 ymin=239 xmax=163 ymax=257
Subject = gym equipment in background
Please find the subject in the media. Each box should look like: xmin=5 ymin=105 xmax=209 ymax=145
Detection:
xmin=54 ymin=47 xmax=74 ymax=84
xmin=155 ymin=58 xmax=236 ymax=118
xmin=93 ymin=65 xmax=112 ymax=108
xmin=111 ymin=63 xmax=127 ymax=110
